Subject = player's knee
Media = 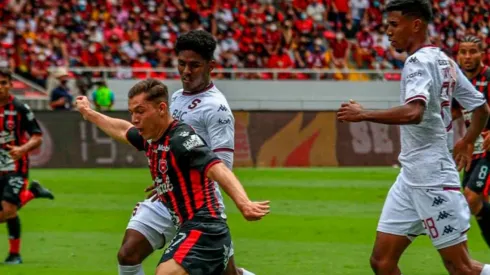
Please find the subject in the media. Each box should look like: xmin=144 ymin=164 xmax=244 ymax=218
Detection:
xmin=370 ymin=255 xmax=396 ymax=273
xmin=117 ymin=246 xmax=143 ymax=266
xmin=464 ymin=188 xmax=482 ymax=214
xmin=1 ymin=201 xmax=17 ymax=220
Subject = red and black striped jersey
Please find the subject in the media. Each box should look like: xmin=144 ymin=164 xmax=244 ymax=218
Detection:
xmin=0 ymin=95 xmax=42 ymax=174
xmin=126 ymin=120 xmax=223 ymax=227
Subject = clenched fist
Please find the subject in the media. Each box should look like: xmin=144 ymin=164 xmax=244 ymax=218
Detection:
xmin=75 ymin=96 xmax=92 ymax=117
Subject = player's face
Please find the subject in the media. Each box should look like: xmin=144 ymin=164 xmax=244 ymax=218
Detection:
xmin=386 ymin=11 xmax=415 ymax=53
xmin=0 ymin=76 xmax=11 ymax=101
xmin=458 ymin=42 xmax=482 ymax=73
xmin=128 ymin=93 xmax=168 ymax=140
xmin=177 ymin=50 xmax=215 ymax=92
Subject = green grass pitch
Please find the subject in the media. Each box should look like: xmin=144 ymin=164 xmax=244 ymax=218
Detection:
xmin=0 ymin=167 xmax=489 ymax=274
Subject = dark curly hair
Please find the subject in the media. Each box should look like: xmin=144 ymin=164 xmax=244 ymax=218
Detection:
xmin=460 ymin=35 xmax=483 ymax=51
xmin=175 ymin=30 xmax=216 ymax=61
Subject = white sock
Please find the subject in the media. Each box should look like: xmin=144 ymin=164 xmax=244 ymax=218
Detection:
xmin=118 ymin=264 xmax=145 ymax=275
xmin=241 ymin=268 xmax=255 ymax=275
xmin=482 ymin=264 xmax=490 ymax=275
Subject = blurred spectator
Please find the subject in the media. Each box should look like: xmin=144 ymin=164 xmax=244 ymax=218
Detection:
xmin=92 ymin=81 xmax=114 ymax=111
xmin=2 ymin=0 xmax=490 ymax=83
xmin=49 ymin=68 xmax=73 ymax=111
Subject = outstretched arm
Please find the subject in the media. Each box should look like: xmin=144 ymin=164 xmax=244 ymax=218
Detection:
xmin=76 ymin=96 xmax=133 ymax=144
xmin=337 ymin=99 xmax=425 ymax=125
xmin=207 ymin=162 xmax=270 ymax=221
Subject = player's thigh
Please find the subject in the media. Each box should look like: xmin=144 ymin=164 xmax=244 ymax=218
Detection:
xmin=155 ymin=259 xmax=189 ymax=275
xmin=466 ymin=157 xmax=490 ymax=196
xmin=438 ymin=240 xmax=480 ymax=274
xmin=160 ymin=221 xmax=233 ymax=275
xmin=371 ymin=231 xmax=412 ymax=267
xmin=377 ymin=178 xmax=424 ymax=239
xmin=412 ymin=188 xmax=471 ymax=250
xmin=1 ymin=173 xmax=25 ymax=214
xmin=461 ymin=158 xmax=480 ymax=189
xmin=126 ymin=200 xmax=176 ymax=251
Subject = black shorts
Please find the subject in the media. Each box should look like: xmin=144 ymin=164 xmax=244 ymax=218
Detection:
xmin=0 ymin=172 xmax=28 ymax=207
xmin=159 ymin=219 xmax=232 ymax=275
xmin=462 ymin=155 xmax=490 ymax=196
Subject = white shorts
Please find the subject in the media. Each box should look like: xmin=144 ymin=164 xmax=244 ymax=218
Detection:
xmin=377 ymin=176 xmax=471 ymax=250
xmin=126 ymin=199 xmax=176 ymax=250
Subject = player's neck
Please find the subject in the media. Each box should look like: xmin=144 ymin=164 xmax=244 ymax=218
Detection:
xmin=188 ymin=79 xmax=212 ymax=94
xmin=407 ymin=37 xmax=432 ymax=55
xmin=154 ymin=117 xmax=175 ymax=141
xmin=0 ymin=94 xmax=11 ymax=107
xmin=465 ymin=65 xmax=484 ymax=79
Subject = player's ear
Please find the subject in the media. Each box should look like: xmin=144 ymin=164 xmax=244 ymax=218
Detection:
xmin=208 ymin=59 xmax=216 ymax=73
xmin=158 ymin=102 xmax=168 ymax=116
xmin=412 ymin=18 xmax=423 ymax=33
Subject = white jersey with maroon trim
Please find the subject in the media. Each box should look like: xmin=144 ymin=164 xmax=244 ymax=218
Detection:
xmin=398 ymin=46 xmax=485 ymax=188
xmin=170 ymin=83 xmax=234 ymax=213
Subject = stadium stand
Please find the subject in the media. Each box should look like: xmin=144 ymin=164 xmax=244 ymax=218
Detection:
xmin=0 ymin=0 xmax=488 ymax=83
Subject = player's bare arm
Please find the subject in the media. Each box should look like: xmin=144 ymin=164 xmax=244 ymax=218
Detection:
xmin=337 ymin=99 xmax=424 ymax=125
xmin=7 ymin=134 xmax=42 ymax=161
xmin=75 ymin=96 xmax=133 ymax=144
xmin=451 ymin=105 xmax=463 ymax=121
xmin=207 ymin=162 xmax=270 ymax=221
xmin=454 ymin=104 xmax=489 ymax=171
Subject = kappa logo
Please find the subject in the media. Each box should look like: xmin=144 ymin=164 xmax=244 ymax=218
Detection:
xmin=408 ymin=56 xmax=419 ymax=63
xmin=217 ymin=104 xmax=229 ymax=112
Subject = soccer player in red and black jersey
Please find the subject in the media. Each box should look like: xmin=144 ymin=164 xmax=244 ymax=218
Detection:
xmin=75 ymin=79 xmax=269 ymax=275
xmin=0 ymin=68 xmax=54 ymax=264
xmin=452 ymin=35 xmax=490 ymax=248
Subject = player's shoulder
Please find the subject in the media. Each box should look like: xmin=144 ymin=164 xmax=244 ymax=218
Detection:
xmin=171 ymin=89 xmax=184 ymax=101
xmin=169 ymin=121 xmax=206 ymax=152
xmin=11 ymin=97 xmax=32 ymax=113
xmin=482 ymin=66 xmax=490 ymax=79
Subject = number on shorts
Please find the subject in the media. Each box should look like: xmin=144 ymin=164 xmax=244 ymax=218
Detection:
xmin=131 ymin=203 xmax=140 ymax=217
xmin=8 ymin=177 xmax=24 ymax=195
xmin=423 ymin=217 xmax=439 ymax=239
xmin=478 ymin=165 xmax=489 ymax=180
xmin=165 ymin=232 xmax=187 ymax=254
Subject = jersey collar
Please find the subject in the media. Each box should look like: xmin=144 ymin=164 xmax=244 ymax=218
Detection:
xmin=182 ymin=82 xmax=214 ymax=96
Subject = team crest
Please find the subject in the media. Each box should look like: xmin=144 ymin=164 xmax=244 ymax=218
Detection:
xmin=159 ymin=159 xmax=168 ymax=174
xmin=6 ymin=120 xmax=15 ymax=131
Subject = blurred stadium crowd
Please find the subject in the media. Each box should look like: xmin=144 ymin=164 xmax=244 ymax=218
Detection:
xmin=1 ymin=0 xmax=490 ymax=83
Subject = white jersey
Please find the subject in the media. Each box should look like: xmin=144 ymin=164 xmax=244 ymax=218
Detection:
xmin=399 ymin=46 xmax=486 ymax=188
xmin=170 ymin=83 xmax=235 ymax=212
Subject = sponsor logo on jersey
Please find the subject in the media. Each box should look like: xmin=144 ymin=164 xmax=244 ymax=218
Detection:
xmin=183 ymin=134 xmax=204 ymax=150
xmin=179 ymin=131 xmax=189 ymax=137
xmin=217 ymin=104 xmax=229 ymax=112
xmin=407 ymin=71 xmax=423 ymax=79
xmin=218 ymin=118 xmax=231 ymax=125
xmin=157 ymin=144 xmax=170 ymax=151
xmin=476 ymin=81 xmax=488 ymax=86
xmin=408 ymin=56 xmax=419 ymax=63
xmin=438 ymin=60 xmax=449 ymax=66
xmin=4 ymin=110 xmax=17 ymax=116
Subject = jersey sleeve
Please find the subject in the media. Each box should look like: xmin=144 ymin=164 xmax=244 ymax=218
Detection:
xmin=125 ymin=127 xmax=147 ymax=151
xmin=403 ymin=57 xmax=431 ymax=104
xmin=20 ymin=103 xmax=42 ymax=136
xmin=453 ymin=65 xmax=486 ymax=111
xmin=203 ymin=101 xmax=235 ymax=153
xmin=171 ymin=127 xmax=222 ymax=173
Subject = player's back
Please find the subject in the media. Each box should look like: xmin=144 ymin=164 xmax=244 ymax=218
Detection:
xmin=398 ymin=47 xmax=461 ymax=188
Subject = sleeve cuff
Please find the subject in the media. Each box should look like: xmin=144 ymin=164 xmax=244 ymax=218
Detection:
xmin=204 ymin=159 xmax=222 ymax=176
xmin=405 ymin=95 xmax=428 ymax=104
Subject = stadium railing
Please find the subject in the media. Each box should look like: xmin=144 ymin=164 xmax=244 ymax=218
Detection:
xmin=61 ymin=67 xmax=403 ymax=82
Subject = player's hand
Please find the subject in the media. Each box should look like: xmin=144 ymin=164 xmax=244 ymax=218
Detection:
xmin=239 ymin=200 xmax=270 ymax=221
xmin=6 ymin=145 xmax=26 ymax=161
xmin=144 ymin=184 xmax=159 ymax=202
xmin=75 ymin=96 xmax=92 ymax=117
xmin=453 ymin=139 xmax=474 ymax=172
xmin=337 ymin=99 xmax=366 ymax=122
